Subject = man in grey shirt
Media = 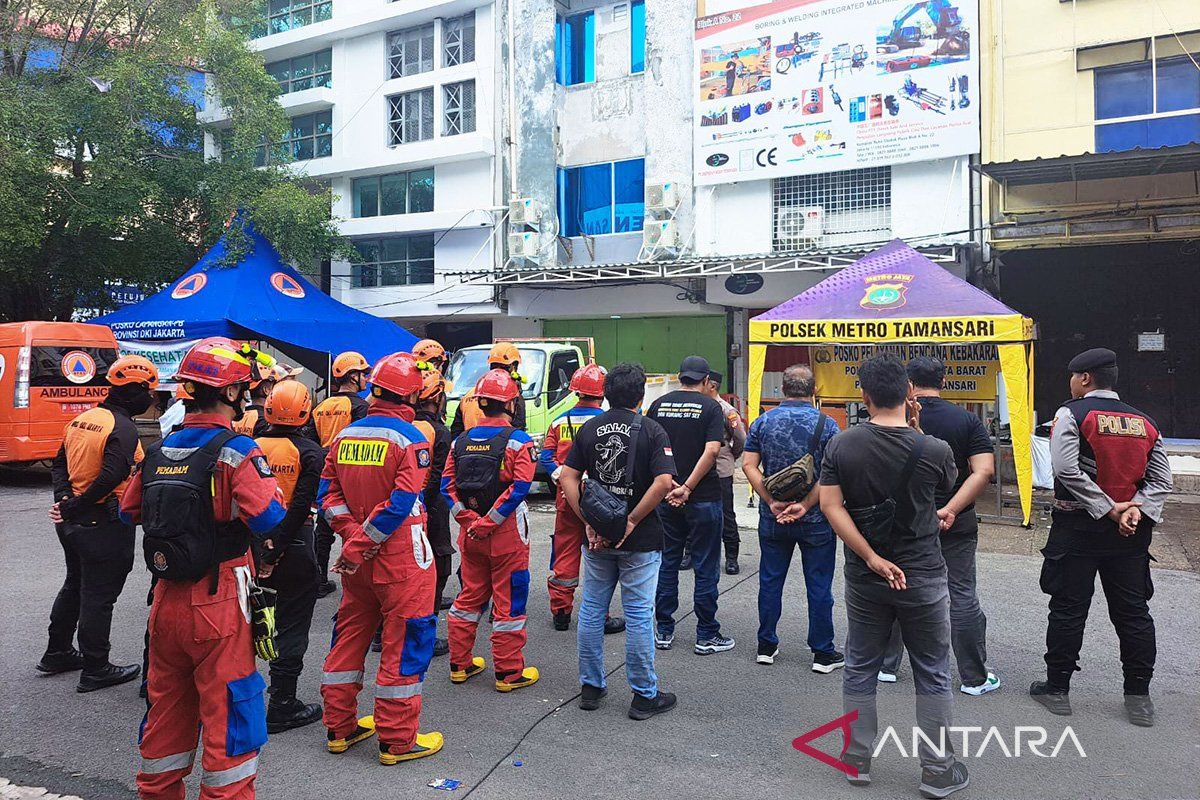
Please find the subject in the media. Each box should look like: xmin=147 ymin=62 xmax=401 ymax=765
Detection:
xmin=705 ymin=371 xmax=746 ymax=574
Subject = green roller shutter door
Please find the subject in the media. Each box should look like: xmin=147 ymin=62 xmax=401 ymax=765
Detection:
xmin=543 ymin=315 xmax=726 ymax=375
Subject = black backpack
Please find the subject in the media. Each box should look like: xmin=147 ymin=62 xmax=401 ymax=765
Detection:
xmin=452 ymin=427 xmax=514 ymax=513
xmin=140 ymin=429 xmax=251 ymax=590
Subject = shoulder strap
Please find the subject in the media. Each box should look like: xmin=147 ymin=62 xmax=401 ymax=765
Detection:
xmin=890 ymin=434 xmax=927 ymax=497
xmin=624 ymin=415 xmax=643 ymax=490
xmin=807 ymin=412 xmax=828 ymax=454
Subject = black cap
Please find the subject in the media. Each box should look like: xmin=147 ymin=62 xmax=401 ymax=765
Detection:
xmin=679 ymin=355 xmax=710 ymax=382
xmin=1068 ymin=348 xmax=1117 ymax=373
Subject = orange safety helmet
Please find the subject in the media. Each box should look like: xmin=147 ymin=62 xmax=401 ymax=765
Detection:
xmin=419 ymin=368 xmax=449 ymax=401
xmin=174 ymin=337 xmax=257 ymax=388
xmin=264 ymin=380 xmax=312 ymax=426
xmin=413 ymin=339 xmax=447 ymax=365
xmin=487 ymin=341 xmax=521 ymax=367
xmin=108 ymin=355 xmax=160 ymax=390
xmin=174 ymin=383 xmax=193 ymax=401
xmin=474 ymin=368 xmax=520 ymax=403
xmin=368 ymin=352 xmax=424 ymax=398
xmin=332 ymin=351 xmax=371 ymax=379
xmin=569 ymin=363 xmax=606 ymax=398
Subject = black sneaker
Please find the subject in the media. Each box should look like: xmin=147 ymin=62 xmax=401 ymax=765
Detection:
xmin=579 ymin=684 xmax=607 ymax=711
xmin=604 ymin=616 xmax=626 ymax=635
xmin=756 ymin=641 xmax=779 ymax=665
xmin=433 ymin=637 xmax=450 ymax=658
xmin=370 ymin=630 xmax=383 ymax=653
xmin=843 ymin=753 xmax=871 ymax=786
xmin=919 ymin=761 xmax=969 ymax=799
xmin=655 ymin=630 xmax=674 ymax=650
xmin=1029 ymin=681 xmax=1072 ymax=716
xmin=695 ymin=634 xmax=735 ymax=655
xmin=725 ymin=558 xmax=740 ymax=575
xmin=77 ymin=663 xmax=140 ymax=693
xmin=1124 ymin=695 xmax=1155 ymax=727
xmin=267 ymin=696 xmax=323 ymax=733
xmin=37 ymin=648 xmax=84 ymax=675
xmin=553 ymin=611 xmax=571 ymax=631
xmin=679 ymin=551 xmax=693 ymax=570
xmin=812 ymin=650 xmax=846 ymax=674
xmin=439 ymin=595 xmax=453 ymax=611
xmin=316 ymin=580 xmax=337 ymax=599
xmin=629 ymin=691 xmax=677 ymax=720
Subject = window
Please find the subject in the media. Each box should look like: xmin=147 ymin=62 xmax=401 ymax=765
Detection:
xmin=352 ymin=169 xmax=434 ymax=217
xmin=261 ymin=0 xmax=331 ymax=36
xmin=387 ymin=88 xmax=434 ymax=144
xmin=556 ymin=158 xmax=645 ymax=237
xmin=546 ymin=350 xmax=582 ymax=406
xmin=352 ymin=236 xmax=435 ymax=287
xmin=266 ymin=50 xmax=332 ymax=94
xmin=443 ymin=81 xmax=476 ymax=136
xmin=772 ymin=167 xmax=891 ymax=251
xmin=555 ymin=11 xmax=594 ymax=85
xmin=630 ymin=0 xmax=646 ymax=74
xmin=1092 ymin=51 xmax=1200 ymax=153
xmin=443 ymin=13 xmax=476 ymax=67
xmin=283 ymin=111 xmax=333 ymax=161
xmin=388 ymin=24 xmax=434 ymax=78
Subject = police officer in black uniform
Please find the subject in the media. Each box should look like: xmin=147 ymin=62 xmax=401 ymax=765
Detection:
xmin=1030 ymin=348 xmax=1173 ymax=727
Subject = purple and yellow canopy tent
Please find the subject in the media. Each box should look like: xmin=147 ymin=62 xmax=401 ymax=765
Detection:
xmin=747 ymin=240 xmax=1036 ymax=524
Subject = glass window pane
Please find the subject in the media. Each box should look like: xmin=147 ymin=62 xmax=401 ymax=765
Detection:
xmin=355 ymin=240 xmax=380 ymax=262
xmin=292 ymin=114 xmax=314 ymax=138
xmin=1156 ymin=56 xmax=1200 ymax=113
xmin=409 ymin=234 xmax=434 ymax=259
xmin=408 ymin=169 xmax=434 ymax=212
xmin=1146 ymin=112 xmax=1200 ymax=147
xmin=631 ymin=0 xmax=645 ymax=73
xmin=267 ymin=61 xmax=289 ymax=85
xmin=315 ymin=111 xmax=332 ymax=134
xmin=292 ymin=54 xmax=314 ymax=78
xmin=1095 ymin=62 xmax=1152 ymax=119
xmin=577 ymin=163 xmax=613 ymax=235
xmin=269 ymin=0 xmax=288 ymax=15
xmin=315 ymin=2 xmax=331 ymax=22
xmin=292 ymin=6 xmax=312 ymax=27
xmin=293 ymin=138 xmax=314 ymax=160
xmin=315 ymin=49 xmax=332 ymax=73
xmin=382 ymin=238 xmax=408 ymax=261
xmin=354 ymin=178 xmax=379 ymax=217
xmin=613 ymin=158 xmax=645 ymax=233
xmin=315 ymin=134 xmax=331 ymax=157
xmin=380 ymin=174 xmax=407 ymax=215
xmin=410 ymin=260 xmax=434 ymax=284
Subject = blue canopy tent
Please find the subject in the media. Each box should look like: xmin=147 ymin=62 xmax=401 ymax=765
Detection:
xmin=96 ymin=222 xmax=416 ymax=378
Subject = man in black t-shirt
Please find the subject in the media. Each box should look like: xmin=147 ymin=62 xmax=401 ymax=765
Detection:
xmin=646 ymin=356 xmax=732 ymax=655
xmin=559 ymin=363 xmax=678 ymax=720
xmin=819 ymin=354 xmax=968 ymax=799
xmin=880 ymin=357 xmax=998 ymax=695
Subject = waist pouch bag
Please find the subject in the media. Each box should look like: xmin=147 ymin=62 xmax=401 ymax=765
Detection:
xmin=845 ymin=436 xmax=926 ymax=560
xmin=763 ymin=413 xmax=828 ymax=501
xmin=141 ymin=429 xmax=249 ymax=586
xmin=452 ymin=427 xmax=514 ymax=514
xmin=580 ymin=417 xmax=642 ymax=544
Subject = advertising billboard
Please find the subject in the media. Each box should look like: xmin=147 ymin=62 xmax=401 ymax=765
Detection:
xmin=694 ymin=0 xmax=980 ymax=185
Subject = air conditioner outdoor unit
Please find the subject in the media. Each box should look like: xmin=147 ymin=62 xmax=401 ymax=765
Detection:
xmin=775 ymin=206 xmax=824 ymax=245
xmin=509 ymin=198 xmax=542 ymax=227
xmin=643 ymin=219 xmax=680 ymax=251
xmin=508 ymin=231 xmax=541 ymax=263
xmin=646 ymin=182 xmax=681 ymax=215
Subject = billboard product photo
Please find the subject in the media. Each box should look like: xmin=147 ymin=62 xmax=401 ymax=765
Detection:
xmin=694 ymin=0 xmax=980 ymax=185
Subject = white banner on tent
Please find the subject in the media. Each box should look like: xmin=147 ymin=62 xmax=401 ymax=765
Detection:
xmin=117 ymin=339 xmax=198 ymax=388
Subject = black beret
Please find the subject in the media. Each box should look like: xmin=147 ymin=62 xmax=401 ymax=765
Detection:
xmin=1068 ymin=348 xmax=1117 ymax=373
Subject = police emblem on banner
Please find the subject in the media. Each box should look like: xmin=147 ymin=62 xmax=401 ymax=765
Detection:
xmin=860 ymin=274 xmax=913 ymax=310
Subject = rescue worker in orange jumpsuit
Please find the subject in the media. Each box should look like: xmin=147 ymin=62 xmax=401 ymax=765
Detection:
xmin=413 ymin=339 xmax=450 ymax=373
xmin=450 ymin=342 xmax=527 ymax=435
xmin=121 ymin=337 xmax=287 ymax=800
xmin=43 ymin=355 xmax=159 ymax=692
xmin=254 ymin=380 xmax=324 ymax=733
xmin=442 ymin=369 xmax=540 ymax=691
xmin=318 ymin=352 xmax=443 ymax=765
xmin=414 ymin=367 xmax=454 ymax=658
xmin=541 ymin=364 xmax=623 ymax=635
xmin=312 ymin=351 xmax=372 ymax=597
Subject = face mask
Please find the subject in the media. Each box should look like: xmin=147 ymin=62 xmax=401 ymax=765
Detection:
xmin=109 ymin=384 xmax=154 ymax=415
xmin=126 ymin=392 xmax=154 ymax=416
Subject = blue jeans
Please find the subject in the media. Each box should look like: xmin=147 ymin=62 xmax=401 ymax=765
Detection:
xmin=578 ymin=547 xmax=662 ymax=698
xmin=656 ymin=501 xmax=724 ymax=640
xmin=757 ymin=521 xmax=837 ymax=654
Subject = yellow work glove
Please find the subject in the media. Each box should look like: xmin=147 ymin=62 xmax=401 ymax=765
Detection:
xmin=249 ymin=585 xmax=279 ymax=662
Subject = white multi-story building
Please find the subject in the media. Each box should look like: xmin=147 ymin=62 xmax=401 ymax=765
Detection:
xmin=202 ymin=0 xmax=510 ymax=347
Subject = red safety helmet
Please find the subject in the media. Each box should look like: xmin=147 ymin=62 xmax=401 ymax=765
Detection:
xmin=332 ymin=351 xmax=370 ymax=379
xmin=368 ymin=352 xmax=424 ymax=398
xmin=569 ymin=363 xmax=606 ymax=398
xmin=108 ymin=355 xmax=160 ymax=390
xmin=174 ymin=337 xmax=256 ymax=388
xmin=264 ymin=380 xmax=312 ymax=426
xmin=413 ymin=339 xmax=447 ymax=365
xmin=474 ymin=368 xmax=519 ymax=403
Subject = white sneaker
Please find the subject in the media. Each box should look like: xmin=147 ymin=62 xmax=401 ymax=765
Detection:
xmin=960 ymin=672 xmax=1000 ymax=696
xmin=877 ymin=671 xmax=898 ymax=683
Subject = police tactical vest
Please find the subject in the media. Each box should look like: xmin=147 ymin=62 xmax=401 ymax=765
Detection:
xmin=140 ymin=429 xmax=251 ymax=588
xmin=1052 ymin=395 xmax=1159 ymax=530
xmin=452 ymin=427 xmax=514 ymax=513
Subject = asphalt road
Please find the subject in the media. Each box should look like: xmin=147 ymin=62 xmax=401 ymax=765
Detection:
xmin=2 ymin=473 xmax=1198 ymax=800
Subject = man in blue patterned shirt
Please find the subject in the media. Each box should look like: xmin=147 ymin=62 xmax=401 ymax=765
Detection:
xmin=743 ymin=364 xmax=844 ymax=672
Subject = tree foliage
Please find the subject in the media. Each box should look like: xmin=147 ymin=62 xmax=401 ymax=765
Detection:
xmin=0 ymin=0 xmax=356 ymax=321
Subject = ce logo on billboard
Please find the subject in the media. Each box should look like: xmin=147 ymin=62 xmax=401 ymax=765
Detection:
xmin=756 ymin=147 xmax=778 ymax=168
